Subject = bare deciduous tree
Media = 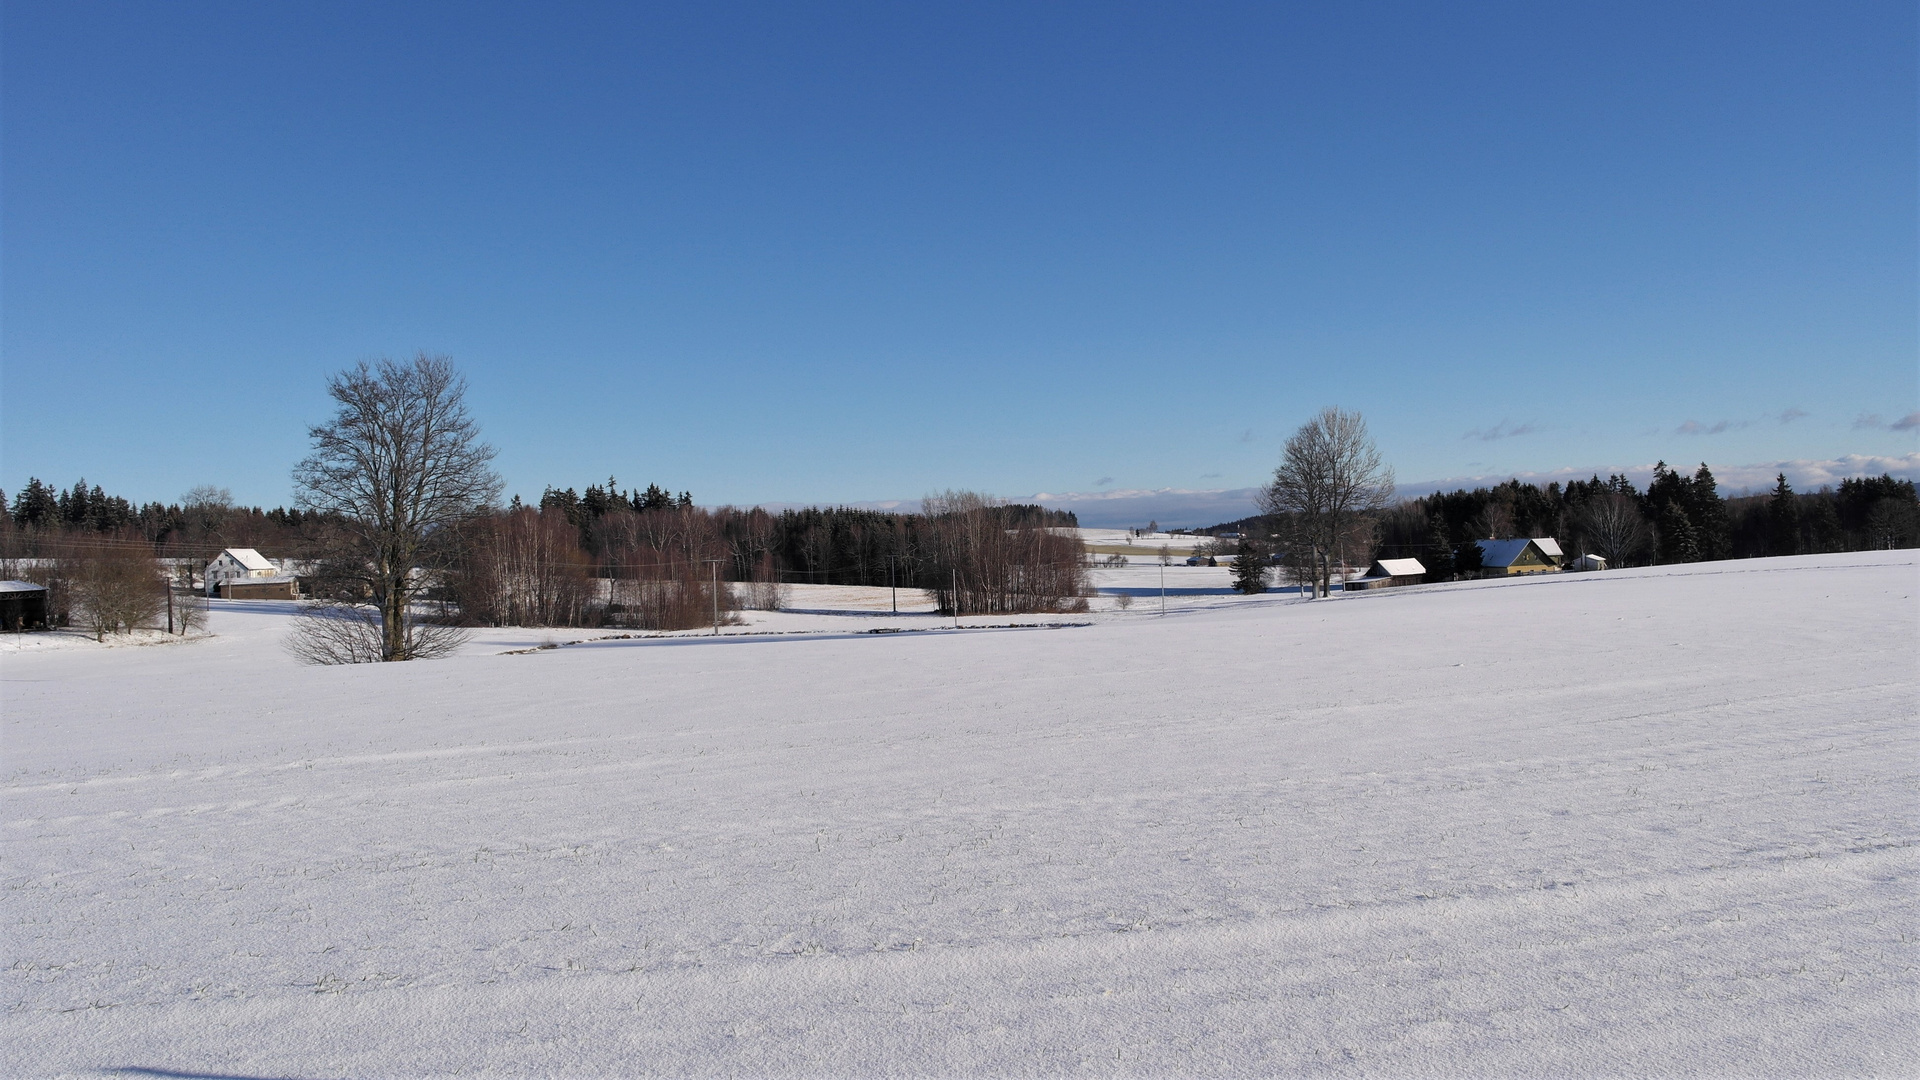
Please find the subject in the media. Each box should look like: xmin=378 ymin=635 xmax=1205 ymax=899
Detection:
xmin=1575 ymin=489 xmax=1648 ymax=567
xmin=452 ymin=508 xmax=595 ymax=627
xmin=291 ymin=354 xmax=501 ymax=662
xmin=922 ymin=490 xmax=1089 ymax=615
xmin=1257 ymin=407 xmax=1394 ymax=598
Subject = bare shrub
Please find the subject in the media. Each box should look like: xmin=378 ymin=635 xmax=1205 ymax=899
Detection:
xmin=73 ymin=538 xmax=166 ymax=640
xmin=171 ymin=588 xmax=207 ymax=634
xmin=286 ymin=602 xmax=468 ymax=665
xmin=739 ymin=576 xmax=790 ymax=612
xmin=1114 ymin=592 xmax=1134 ymax=610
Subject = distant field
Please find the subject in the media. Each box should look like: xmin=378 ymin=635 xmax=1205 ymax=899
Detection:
xmin=4 ymin=552 xmax=1915 ymax=1076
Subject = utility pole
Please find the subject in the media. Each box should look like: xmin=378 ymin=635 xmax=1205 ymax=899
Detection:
xmin=711 ymin=559 xmax=720 ymax=636
xmin=1159 ymin=560 xmax=1165 ymax=616
xmin=951 ymin=569 xmax=960 ymax=628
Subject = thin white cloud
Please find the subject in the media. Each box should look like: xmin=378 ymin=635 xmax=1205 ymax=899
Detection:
xmin=1675 ymin=419 xmax=1748 ymax=436
xmin=1463 ymin=420 xmax=1539 ymax=442
xmin=1851 ymin=411 xmax=1920 ymax=431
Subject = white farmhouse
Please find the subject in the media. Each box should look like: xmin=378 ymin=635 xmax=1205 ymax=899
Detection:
xmin=204 ymin=548 xmax=278 ymax=596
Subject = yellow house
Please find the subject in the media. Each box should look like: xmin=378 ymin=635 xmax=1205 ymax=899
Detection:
xmin=1474 ymin=537 xmax=1563 ymax=576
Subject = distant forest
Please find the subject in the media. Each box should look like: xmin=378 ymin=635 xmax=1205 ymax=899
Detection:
xmin=1207 ymin=463 xmax=1920 ymax=571
xmin=9 ymin=463 xmax=1912 ymax=590
xmin=0 ymin=475 xmax=1079 ymax=592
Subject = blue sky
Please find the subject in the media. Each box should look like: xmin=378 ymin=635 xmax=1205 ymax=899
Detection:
xmin=3 ymin=2 xmax=1915 ymax=525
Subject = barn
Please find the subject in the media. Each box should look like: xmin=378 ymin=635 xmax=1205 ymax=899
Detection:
xmin=0 ymin=580 xmax=49 ymax=631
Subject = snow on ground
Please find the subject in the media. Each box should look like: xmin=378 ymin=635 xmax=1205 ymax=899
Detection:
xmin=3 ymin=552 xmax=1917 ymax=1077
xmin=1076 ymin=528 xmax=1217 ymax=556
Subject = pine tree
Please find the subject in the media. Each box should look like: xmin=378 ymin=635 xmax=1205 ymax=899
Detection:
xmin=1229 ymin=538 xmax=1269 ymax=594
xmin=1766 ymin=474 xmax=1800 ymax=556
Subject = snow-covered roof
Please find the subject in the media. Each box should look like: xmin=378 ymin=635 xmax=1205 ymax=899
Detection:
xmin=1475 ymin=538 xmax=1562 ymax=567
xmin=223 ymin=575 xmax=298 ymax=586
xmin=1370 ymin=558 xmax=1426 ymax=578
xmin=0 ymin=580 xmax=47 ymax=593
xmin=215 ymin=548 xmax=275 ymax=571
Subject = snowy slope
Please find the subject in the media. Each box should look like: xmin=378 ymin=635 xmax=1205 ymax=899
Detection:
xmin=3 ymin=552 xmax=1916 ymax=1077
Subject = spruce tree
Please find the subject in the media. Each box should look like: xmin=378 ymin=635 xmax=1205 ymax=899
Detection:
xmin=14 ymin=479 xmax=58 ymax=528
xmin=1656 ymin=501 xmax=1699 ymax=563
xmin=1454 ymin=539 xmax=1484 ymax=577
xmin=1424 ymin=515 xmax=1455 ymax=581
xmin=1688 ymin=464 xmax=1732 ymax=560
xmin=1766 ymin=474 xmax=1800 ymax=556
xmin=1229 ymin=538 xmax=1269 ymax=594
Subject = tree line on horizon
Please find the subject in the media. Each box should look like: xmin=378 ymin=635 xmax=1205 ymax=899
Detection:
xmin=1371 ymin=465 xmax=1918 ymax=576
xmin=1207 ymin=460 xmax=1917 ymax=582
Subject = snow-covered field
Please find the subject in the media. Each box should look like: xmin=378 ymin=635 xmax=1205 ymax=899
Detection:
xmin=4 ymin=552 xmax=1916 ymax=1077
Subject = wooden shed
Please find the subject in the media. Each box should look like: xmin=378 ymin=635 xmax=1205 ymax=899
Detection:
xmin=1344 ymin=558 xmax=1427 ymax=590
xmin=0 ymin=580 xmax=50 ymax=631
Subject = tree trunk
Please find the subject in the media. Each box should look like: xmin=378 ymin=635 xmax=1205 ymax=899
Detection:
xmin=382 ymin=570 xmax=410 ymax=661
